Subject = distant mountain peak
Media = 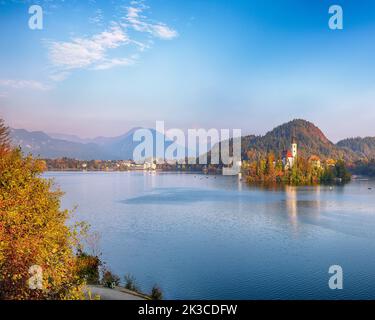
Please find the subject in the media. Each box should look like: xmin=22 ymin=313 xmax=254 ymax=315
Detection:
xmin=266 ymin=119 xmax=331 ymax=145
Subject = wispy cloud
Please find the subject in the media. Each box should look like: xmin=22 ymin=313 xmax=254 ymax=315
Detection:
xmin=124 ymin=2 xmax=178 ymax=40
xmin=0 ymin=79 xmax=49 ymax=91
xmin=45 ymin=0 xmax=178 ymax=81
xmin=93 ymin=57 xmax=136 ymax=70
xmin=89 ymin=8 xmax=104 ymax=26
xmin=48 ymin=72 xmax=70 ymax=82
xmin=47 ymin=25 xmax=129 ymax=70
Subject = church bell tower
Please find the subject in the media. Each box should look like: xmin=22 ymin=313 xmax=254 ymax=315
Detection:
xmin=291 ymin=134 xmax=297 ymax=159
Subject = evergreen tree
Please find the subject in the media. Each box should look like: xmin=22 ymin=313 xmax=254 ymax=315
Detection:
xmin=334 ymin=160 xmax=351 ymax=182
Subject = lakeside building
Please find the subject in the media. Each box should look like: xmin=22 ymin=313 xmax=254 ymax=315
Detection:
xmin=222 ymin=160 xmax=242 ymax=176
xmin=143 ymin=157 xmax=157 ymax=171
xmin=282 ymin=136 xmax=298 ymax=169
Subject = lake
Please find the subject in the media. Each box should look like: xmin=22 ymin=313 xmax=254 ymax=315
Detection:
xmin=45 ymin=171 xmax=375 ymax=299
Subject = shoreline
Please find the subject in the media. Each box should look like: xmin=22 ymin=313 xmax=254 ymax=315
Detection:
xmin=85 ymin=285 xmax=148 ymax=301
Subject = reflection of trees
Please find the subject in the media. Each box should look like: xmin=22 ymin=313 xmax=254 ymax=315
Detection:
xmin=314 ymin=185 xmax=321 ymax=212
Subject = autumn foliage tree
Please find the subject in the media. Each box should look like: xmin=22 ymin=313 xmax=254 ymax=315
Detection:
xmin=244 ymin=151 xmax=350 ymax=185
xmin=0 ymin=119 xmax=85 ymax=299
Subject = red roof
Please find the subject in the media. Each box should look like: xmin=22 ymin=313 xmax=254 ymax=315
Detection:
xmin=286 ymin=151 xmax=293 ymax=158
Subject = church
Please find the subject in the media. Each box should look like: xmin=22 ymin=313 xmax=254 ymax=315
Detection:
xmin=282 ymin=137 xmax=297 ymax=169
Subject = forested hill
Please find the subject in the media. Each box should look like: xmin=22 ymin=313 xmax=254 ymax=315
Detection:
xmin=336 ymin=137 xmax=375 ymax=160
xmin=242 ymin=119 xmax=359 ymax=162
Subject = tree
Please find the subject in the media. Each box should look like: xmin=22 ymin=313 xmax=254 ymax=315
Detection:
xmin=124 ymin=273 xmax=139 ymax=292
xmin=265 ymin=153 xmax=275 ymax=180
xmin=150 ymin=285 xmax=163 ymax=300
xmin=102 ymin=270 xmax=120 ymax=288
xmin=334 ymin=160 xmax=351 ymax=182
xmin=0 ymin=118 xmax=10 ymax=152
xmin=76 ymin=250 xmax=101 ymax=285
xmin=321 ymin=165 xmax=335 ymax=183
xmin=0 ymin=148 xmax=85 ymax=299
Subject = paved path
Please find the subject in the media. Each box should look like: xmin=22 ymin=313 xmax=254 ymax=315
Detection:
xmin=86 ymin=285 xmax=146 ymax=300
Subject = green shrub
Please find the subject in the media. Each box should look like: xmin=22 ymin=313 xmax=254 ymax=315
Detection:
xmin=102 ymin=270 xmax=120 ymax=289
xmin=76 ymin=250 xmax=101 ymax=285
xmin=124 ymin=273 xmax=139 ymax=292
xmin=150 ymin=285 xmax=163 ymax=300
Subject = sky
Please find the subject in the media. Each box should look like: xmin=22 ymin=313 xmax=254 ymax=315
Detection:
xmin=1 ymin=0 xmax=375 ymax=142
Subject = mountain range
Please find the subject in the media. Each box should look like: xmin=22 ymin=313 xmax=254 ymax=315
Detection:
xmin=10 ymin=119 xmax=375 ymax=162
xmin=11 ymin=128 xmax=145 ymax=160
xmin=10 ymin=127 xmax=187 ymax=161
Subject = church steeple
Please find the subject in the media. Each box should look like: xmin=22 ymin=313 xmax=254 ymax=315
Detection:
xmin=291 ymin=130 xmax=297 ymax=159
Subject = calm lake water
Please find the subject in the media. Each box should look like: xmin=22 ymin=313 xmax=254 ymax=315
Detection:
xmin=45 ymin=171 xmax=375 ymax=300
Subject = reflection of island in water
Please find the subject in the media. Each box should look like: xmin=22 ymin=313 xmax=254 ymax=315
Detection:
xmin=285 ymin=185 xmax=298 ymax=228
xmin=281 ymin=183 xmax=372 ymax=240
xmin=284 ymin=185 xmax=324 ymax=232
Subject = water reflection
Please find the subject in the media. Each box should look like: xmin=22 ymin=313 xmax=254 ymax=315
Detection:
xmin=284 ymin=185 xmax=298 ymax=231
xmin=45 ymin=172 xmax=375 ymax=299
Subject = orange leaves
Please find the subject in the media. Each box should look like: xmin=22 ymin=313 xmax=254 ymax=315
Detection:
xmin=0 ymin=149 xmax=84 ymax=300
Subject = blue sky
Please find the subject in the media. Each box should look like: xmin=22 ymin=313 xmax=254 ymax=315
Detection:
xmin=1 ymin=0 xmax=375 ymax=141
